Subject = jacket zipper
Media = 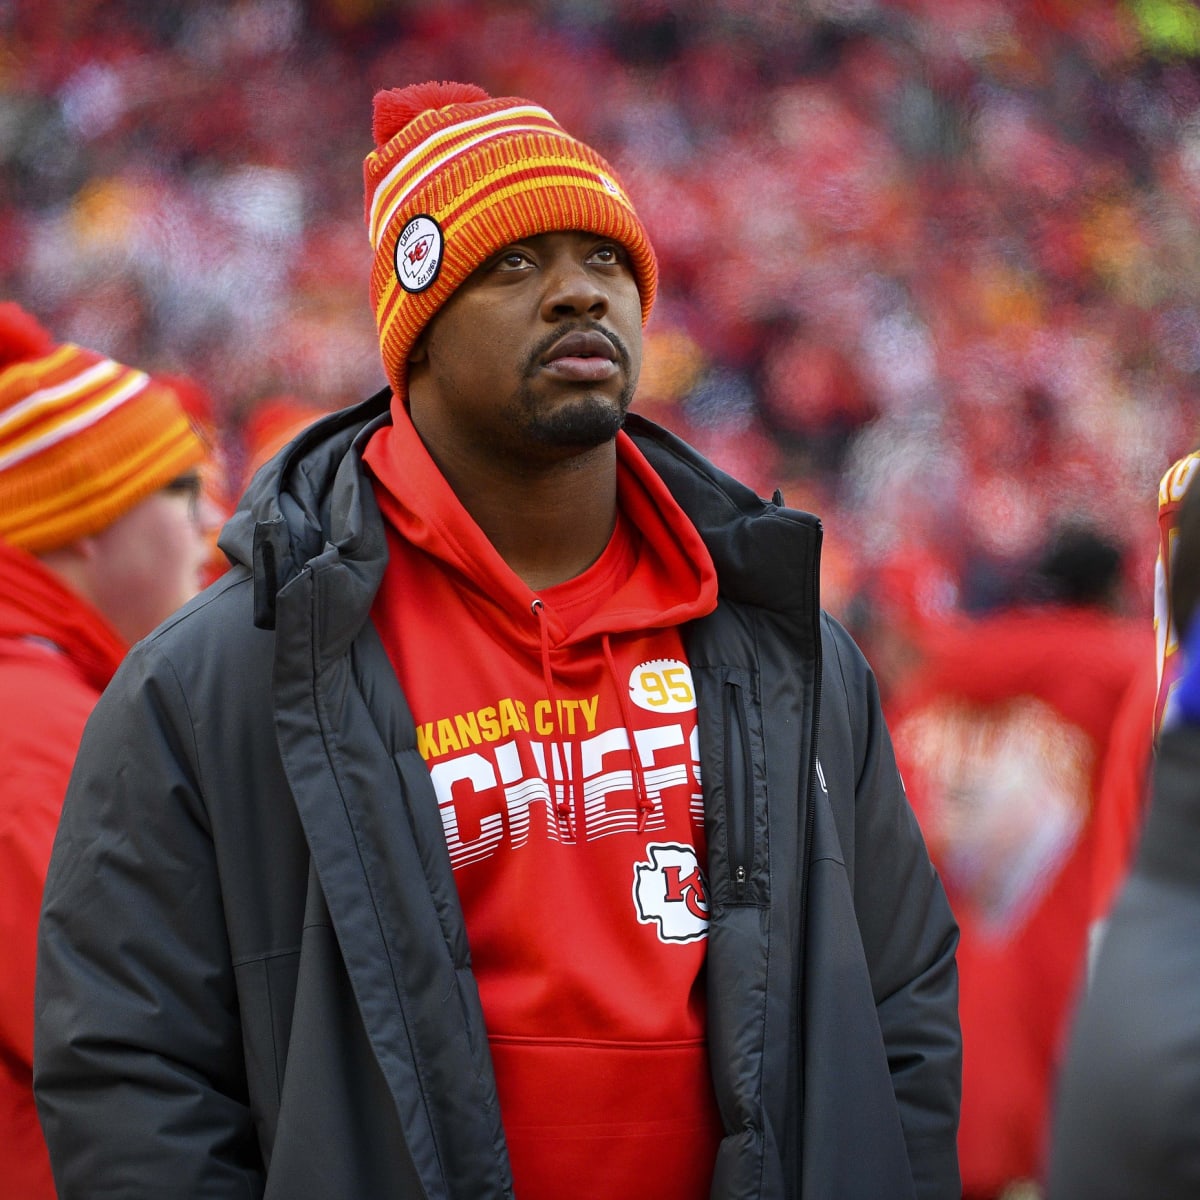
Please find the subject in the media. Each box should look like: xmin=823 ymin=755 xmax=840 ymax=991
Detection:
xmin=723 ymin=677 xmax=755 ymax=899
xmin=795 ymin=567 xmax=823 ymax=1134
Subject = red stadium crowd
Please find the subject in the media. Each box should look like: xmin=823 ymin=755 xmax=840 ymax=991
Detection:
xmin=4 ymin=0 xmax=1199 ymax=610
xmin=5 ymin=3 xmax=1200 ymax=1197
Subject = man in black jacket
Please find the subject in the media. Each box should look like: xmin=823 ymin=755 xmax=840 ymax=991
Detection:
xmin=35 ymin=81 xmax=960 ymax=1199
xmin=1049 ymin=467 xmax=1200 ymax=1199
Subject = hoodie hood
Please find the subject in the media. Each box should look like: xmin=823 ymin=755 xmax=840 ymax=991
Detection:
xmin=0 ymin=539 xmax=127 ymax=691
xmin=361 ymin=402 xmax=717 ymax=648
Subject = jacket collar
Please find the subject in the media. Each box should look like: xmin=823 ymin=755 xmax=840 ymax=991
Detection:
xmin=0 ymin=539 xmax=127 ymax=690
xmin=625 ymin=412 xmax=823 ymax=638
xmin=220 ymin=389 xmax=392 ymax=630
xmin=222 ymin=394 xmax=823 ymax=635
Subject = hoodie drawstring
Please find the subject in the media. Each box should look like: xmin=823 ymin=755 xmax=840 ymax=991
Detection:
xmin=531 ymin=598 xmax=576 ymax=839
xmin=602 ymin=633 xmax=654 ymax=833
xmin=530 ymin=601 xmax=655 ymax=837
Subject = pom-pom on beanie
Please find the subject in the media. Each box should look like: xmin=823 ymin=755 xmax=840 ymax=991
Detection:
xmin=363 ymin=80 xmax=658 ymax=399
xmin=0 ymin=303 xmax=207 ymax=554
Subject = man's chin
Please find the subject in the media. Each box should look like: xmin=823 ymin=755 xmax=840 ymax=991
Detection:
xmin=531 ymin=394 xmax=628 ymax=449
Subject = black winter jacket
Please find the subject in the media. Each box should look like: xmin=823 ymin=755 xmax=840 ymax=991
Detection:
xmin=1048 ymin=724 xmax=1200 ymax=1199
xmin=35 ymin=394 xmax=960 ymax=1199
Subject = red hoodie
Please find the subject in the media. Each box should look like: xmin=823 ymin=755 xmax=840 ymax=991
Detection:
xmin=364 ymin=414 xmax=722 ymax=1199
xmin=888 ymin=607 xmax=1148 ymax=1199
xmin=0 ymin=540 xmax=127 ymax=1200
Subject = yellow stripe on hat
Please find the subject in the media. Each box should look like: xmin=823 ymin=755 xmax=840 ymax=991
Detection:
xmin=2 ymin=417 xmax=201 ymax=549
xmin=372 ymin=120 xmax=564 ymax=250
xmin=0 ymin=344 xmax=84 ymax=403
xmin=441 ymin=165 xmax=637 ymax=234
xmin=0 ymin=362 xmax=148 ymax=471
xmin=373 ymin=164 xmax=642 ymax=328
xmin=368 ymin=104 xmax=559 ymax=245
xmin=367 ymin=108 xmax=559 ymax=238
xmin=0 ymin=359 xmax=124 ymax=426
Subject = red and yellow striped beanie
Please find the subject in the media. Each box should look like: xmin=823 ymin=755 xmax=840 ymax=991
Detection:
xmin=0 ymin=303 xmax=207 ymax=554
xmin=363 ymin=80 xmax=658 ymax=399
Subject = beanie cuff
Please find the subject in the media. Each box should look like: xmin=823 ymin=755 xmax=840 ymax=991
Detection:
xmin=0 ymin=343 xmax=207 ymax=553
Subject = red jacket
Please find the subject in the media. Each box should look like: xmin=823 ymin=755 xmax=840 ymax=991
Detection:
xmin=888 ymin=607 xmax=1148 ymax=1198
xmin=0 ymin=540 xmax=126 ymax=1200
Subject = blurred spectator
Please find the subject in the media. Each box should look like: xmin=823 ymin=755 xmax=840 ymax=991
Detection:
xmin=1048 ymin=461 xmax=1200 ymax=1199
xmin=887 ymin=521 xmax=1150 ymax=1199
xmin=1154 ymin=450 xmax=1200 ymax=731
xmin=0 ymin=302 xmax=210 ymax=1200
xmin=239 ymin=393 xmax=335 ymax=492
xmin=842 ymin=537 xmax=963 ymax=711
xmin=156 ymin=369 xmax=236 ymax=585
xmin=1088 ymin=448 xmax=1200 ymax=947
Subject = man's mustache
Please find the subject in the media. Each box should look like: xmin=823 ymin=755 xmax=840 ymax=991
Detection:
xmin=522 ymin=323 xmax=632 ymax=379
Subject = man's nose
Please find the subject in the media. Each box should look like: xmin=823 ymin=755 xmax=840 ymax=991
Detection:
xmin=541 ymin=256 xmax=608 ymax=320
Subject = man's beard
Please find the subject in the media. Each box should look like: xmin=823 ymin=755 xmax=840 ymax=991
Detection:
xmin=515 ymin=384 xmax=634 ymax=451
xmin=514 ymin=323 xmax=638 ymax=452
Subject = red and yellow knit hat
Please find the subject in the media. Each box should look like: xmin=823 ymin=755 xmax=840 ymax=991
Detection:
xmin=363 ymin=80 xmax=658 ymax=399
xmin=0 ymin=303 xmax=207 ymax=554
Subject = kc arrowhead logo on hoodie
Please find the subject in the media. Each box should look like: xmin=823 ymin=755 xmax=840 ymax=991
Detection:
xmin=632 ymin=842 xmax=709 ymax=943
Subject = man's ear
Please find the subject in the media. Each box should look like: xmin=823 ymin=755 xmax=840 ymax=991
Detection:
xmin=40 ymin=534 xmax=99 ymax=569
xmin=408 ymin=330 xmax=429 ymax=365
xmin=35 ymin=534 xmax=102 ymax=609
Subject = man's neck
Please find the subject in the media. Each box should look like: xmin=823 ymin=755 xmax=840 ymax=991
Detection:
xmin=434 ymin=442 xmax=620 ymax=590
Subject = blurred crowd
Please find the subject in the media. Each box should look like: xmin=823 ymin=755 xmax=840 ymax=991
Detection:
xmin=4 ymin=0 xmax=1200 ymax=615
xmin=6 ymin=3 xmax=1200 ymax=1196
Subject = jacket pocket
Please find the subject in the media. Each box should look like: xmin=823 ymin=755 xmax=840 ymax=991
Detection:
xmin=724 ymin=675 xmax=755 ymax=899
xmin=693 ymin=664 xmax=767 ymax=909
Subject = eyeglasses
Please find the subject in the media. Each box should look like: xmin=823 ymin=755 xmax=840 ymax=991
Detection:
xmin=161 ymin=472 xmax=204 ymax=521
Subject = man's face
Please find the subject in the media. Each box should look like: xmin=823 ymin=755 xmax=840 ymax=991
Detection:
xmin=406 ymin=230 xmax=644 ymax=472
xmin=85 ymin=474 xmax=216 ymax=645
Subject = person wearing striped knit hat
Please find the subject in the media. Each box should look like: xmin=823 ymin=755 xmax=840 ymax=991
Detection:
xmin=1050 ymin=460 xmax=1200 ymax=1199
xmin=34 ymin=83 xmax=960 ymax=1199
xmin=0 ymin=302 xmax=210 ymax=1200
xmin=1086 ymin=449 xmax=1200 ymax=962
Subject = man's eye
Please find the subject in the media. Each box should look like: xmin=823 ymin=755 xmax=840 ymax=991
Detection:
xmin=591 ymin=244 xmax=620 ymax=264
xmin=495 ymin=250 xmax=531 ymax=271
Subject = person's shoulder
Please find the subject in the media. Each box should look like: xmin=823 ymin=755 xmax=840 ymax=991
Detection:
xmin=0 ymin=638 xmax=98 ymax=728
xmin=124 ymin=565 xmax=266 ymax=686
xmin=820 ymin=609 xmax=871 ymax=670
xmin=818 ymin=610 xmax=881 ymax=721
xmin=0 ymin=641 xmax=99 ymax=824
xmin=150 ymin=564 xmax=252 ymax=635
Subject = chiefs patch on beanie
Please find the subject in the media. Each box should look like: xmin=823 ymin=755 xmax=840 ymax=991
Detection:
xmin=0 ymin=303 xmax=207 ymax=554
xmin=363 ymin=79 xmax=658 ymax=399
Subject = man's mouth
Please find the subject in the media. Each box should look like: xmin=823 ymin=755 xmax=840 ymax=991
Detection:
xmin=540 ymin=330 xmax=621 ymax=382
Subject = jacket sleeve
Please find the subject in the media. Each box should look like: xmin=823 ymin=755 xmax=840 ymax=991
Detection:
xmin=34 ymin=641 xmax=264 ymax=1198
xmin=824 ymin=616 xmax=962 ymax=1200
